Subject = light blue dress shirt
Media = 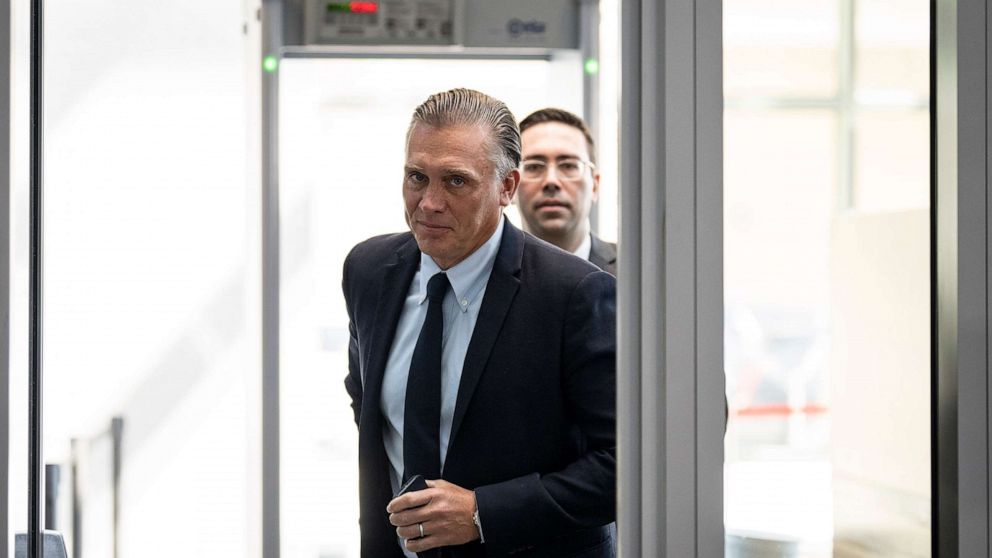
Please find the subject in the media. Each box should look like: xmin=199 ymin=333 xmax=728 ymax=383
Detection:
xmin=380 ymin=217 xmax=505 ymax=501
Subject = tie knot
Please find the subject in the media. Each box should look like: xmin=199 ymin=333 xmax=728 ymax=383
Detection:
xmin=426 ymin=272 xmax=450 ymax=303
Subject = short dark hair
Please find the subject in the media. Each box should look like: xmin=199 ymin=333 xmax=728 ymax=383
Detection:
xmin=409 ymin=88 xmax=521 ymax=179
xmin=519 ymin=108 xmax=596 ymax=164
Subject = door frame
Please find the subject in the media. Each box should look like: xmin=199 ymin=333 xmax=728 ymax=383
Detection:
xmin=0 ymin=0 xmax=10 ymax=555
xmin=934 ymin=0 xmax=992 ymax=554
xmin=617 ymin=0 xmax=724 ymax=555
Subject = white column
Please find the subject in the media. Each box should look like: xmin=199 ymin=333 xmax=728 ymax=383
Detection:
xmin=618 ymin=0 xmax=723 ymax=555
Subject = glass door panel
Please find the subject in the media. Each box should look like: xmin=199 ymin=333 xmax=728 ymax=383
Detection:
xmin=21 ymin=0 xmax=256 ymax=555
xmin=723 ymin=0 xmax=931 ymax=555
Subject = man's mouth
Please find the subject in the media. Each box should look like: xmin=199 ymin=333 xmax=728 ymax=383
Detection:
xmin=536 ymin=200 xmax=570 ymax=213
xmin=417 ymin=221 xmax=451 ymax=231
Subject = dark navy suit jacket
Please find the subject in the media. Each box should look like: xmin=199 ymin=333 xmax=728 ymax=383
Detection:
xmin=588 ymin=235 xmax=617 ymax=276
xmin=342 ymin=220 xmax=617 ymax=558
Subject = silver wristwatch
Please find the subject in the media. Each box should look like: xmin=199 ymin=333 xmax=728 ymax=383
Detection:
xmin=472 ymin=509 xmax=485 ymax=543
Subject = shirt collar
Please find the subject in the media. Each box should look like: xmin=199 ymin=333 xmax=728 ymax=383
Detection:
xmin=418 ymin=216 xmax=505 ymax=312
xmin=572 ymin=233 xmax=592 ymax=261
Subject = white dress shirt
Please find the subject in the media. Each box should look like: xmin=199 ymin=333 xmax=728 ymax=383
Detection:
xmin=572 ymin=232 xmax=592 ymax=261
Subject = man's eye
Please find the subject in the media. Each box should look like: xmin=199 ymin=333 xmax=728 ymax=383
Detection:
xmin=449 ymin=176 xmax=466 ymax=187
xmin=559 ymin=161 xmax=580 ymax=172
xmin=523 ymin=162 xmax=544 ymax=173
xmin=407 ymin=172 xmax=427 ymax=183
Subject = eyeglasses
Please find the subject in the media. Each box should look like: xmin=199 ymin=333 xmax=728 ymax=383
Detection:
xmin=520 ymin=158 xmax=596 ymax=181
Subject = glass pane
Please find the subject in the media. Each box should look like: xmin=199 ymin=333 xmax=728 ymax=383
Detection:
xmin=856 ymin=0 xmax=929 ymax=103
xmin=724 ymin=0 xmax=931 ymax=554
xmin=278 ymin=56 xmax=583 ymax=558
xmin=724 ymin=110 xmax=837 ymax=313
xmin=35 ymin=1 xmax=255 ymax=555
xmin=724 ymin=109 xmax=836 ymax=555
xmin=854 ymin=109 xmax=929 ymax=212
xmin=724 ymin=0 xmax=839 ymax=99
xmin=8 ymin=0 xmax=29 ymax=550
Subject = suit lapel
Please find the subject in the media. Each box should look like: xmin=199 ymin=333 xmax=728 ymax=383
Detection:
xmin=359 ymin=235 xmax=419 ymax=433
xmin=447 ymin=222 xmax=524 ymax=453
xmin=355 ymin=237 xmax=419 ymax=549
xmin=589 ymin=234 xmax=617 ymax=272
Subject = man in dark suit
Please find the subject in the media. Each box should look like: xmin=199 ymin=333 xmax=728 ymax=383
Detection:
xmin=517 ymin=109 xmax=616 ymax=274
xmin=342 ymin=89 xmax=616 ymax=557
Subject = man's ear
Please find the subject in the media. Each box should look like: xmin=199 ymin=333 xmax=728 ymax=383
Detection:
xmin=500 ymin=168 xmax=520 ymax=207
xmin=591 ymin=170 xmax=601 ymax=203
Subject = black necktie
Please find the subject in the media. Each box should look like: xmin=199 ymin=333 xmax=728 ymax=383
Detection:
xmin=403 ymin=272 xmax=450 ymax=482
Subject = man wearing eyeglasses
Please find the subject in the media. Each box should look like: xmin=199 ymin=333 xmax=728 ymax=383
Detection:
xmin=517 ymin=109 xmax=616 ymax=274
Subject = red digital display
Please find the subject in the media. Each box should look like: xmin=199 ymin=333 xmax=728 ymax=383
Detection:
xmin=350 ymin=1 xmax=378 ymax=13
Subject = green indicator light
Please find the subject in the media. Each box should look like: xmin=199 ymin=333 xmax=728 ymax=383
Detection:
xmin=584 ymin=58 xmax=600 ymax=75
xmin=263 ymin=55 xmax=278 ymax=73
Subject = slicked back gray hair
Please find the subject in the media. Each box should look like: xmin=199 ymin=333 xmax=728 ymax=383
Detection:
xmin=408 ymin=88 xmax=522 ymax=179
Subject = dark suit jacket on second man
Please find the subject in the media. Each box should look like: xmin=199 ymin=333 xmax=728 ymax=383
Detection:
xmin=342 ymin=220 xmax=617 ymax=558
xmin=588 ymin=235 xmax=617 ymax=275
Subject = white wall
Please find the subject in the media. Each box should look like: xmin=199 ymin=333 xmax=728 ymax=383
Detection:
xmin=829 ymin=209 xmax=930 ymax=556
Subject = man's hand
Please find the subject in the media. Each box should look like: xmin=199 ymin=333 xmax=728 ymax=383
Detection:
xmin=387 ymin=479 xmax=480 ymax=552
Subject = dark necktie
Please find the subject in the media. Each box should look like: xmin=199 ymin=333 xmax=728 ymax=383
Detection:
xmin=403 ymin=272 xmax=450 ymax=482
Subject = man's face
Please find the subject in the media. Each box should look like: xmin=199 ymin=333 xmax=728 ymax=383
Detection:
xmin=403 ymin=123 xmax=519 ymax=270
xmin=517 ymin=122 xmax=600 ymax=245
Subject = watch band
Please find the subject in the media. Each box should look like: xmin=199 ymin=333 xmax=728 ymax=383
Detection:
xmin=473 ymin=509 xmax=485 ymax=543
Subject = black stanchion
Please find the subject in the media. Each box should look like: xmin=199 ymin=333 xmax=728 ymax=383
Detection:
xmin=28 ymin=0 xmax=44 ymax=557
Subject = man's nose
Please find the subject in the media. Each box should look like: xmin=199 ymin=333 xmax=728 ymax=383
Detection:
xmin=419 ymin=183 xmax=446 ymax=212
xmin=542 ymin=165 xmax=562 ymax=191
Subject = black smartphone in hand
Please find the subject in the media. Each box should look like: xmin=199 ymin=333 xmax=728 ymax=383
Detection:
xmin=394 ymin=474 xmax=439 ymax=555
xmin=396 ymin=474 xmax=428 ymax=498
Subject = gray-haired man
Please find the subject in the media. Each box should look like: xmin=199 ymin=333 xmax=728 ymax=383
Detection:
xmin=342 ymin=89 xmax=617 ymax=557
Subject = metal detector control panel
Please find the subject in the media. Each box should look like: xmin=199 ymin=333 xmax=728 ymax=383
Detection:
xmin=306 ymin=0 xmax=455 ymax=45
xmin=303 ymin=0 xmax=579 ymax=49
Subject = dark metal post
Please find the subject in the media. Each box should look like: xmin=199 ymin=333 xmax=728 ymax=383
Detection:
xmin=111 ymin=418 xmax=123 ymax=558
xmin=28 ymin=0 xmax=45 ymax=556
xmin=934 ymin=0 xmax=992 ymax=553
xmin=70 ymin=439 xmax=82 ymax=558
